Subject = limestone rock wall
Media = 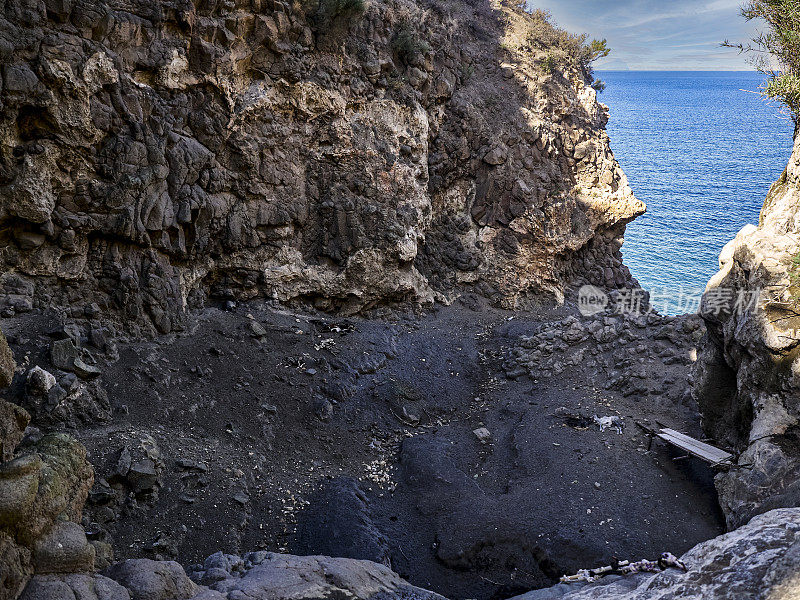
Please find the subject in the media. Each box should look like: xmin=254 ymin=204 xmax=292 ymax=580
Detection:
xmin=693 ymin=135 xmax=800 ymax=529
xmin=0 ymin=0 xmax=642 ymax=333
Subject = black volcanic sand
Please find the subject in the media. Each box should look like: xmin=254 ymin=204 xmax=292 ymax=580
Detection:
xmin=1 ymin=298 xmax=725 ymax=600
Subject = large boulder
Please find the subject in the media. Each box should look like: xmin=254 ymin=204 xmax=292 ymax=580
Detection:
xmin=19 ymin=574 xmax=130 ymax=600
xmin=32 ymin=521 xmax=96 ymax=575
xmin=510 ymin=508 xmax=800 ymax=600
xmin=14 ymin=435 xmax=95 ymax=547
xmin=693 ymin=135 xmax=800 ymax=528
xmin=104 ymin=559 xmax=203 ymax=600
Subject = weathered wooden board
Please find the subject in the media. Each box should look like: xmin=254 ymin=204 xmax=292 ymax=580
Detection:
xmin=657 ymin=428 xmax=733 ymax=467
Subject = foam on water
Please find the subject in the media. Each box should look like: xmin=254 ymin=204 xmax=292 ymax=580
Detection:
xmin=599 ymin=71 xmax=795 ymax=314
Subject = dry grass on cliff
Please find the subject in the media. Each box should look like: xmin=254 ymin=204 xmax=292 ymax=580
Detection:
xmin=501 ymin=2 xmax=608 ymax=80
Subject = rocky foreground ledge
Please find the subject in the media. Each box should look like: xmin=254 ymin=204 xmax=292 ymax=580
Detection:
xmin=15 ymin=509 xmax=800 ymax=600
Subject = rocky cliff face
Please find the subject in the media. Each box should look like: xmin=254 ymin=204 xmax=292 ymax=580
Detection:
xmin=693 ymin=135 xmax=800 ymax=529
xmin=0 ymin=0 xmax=642 ymax=333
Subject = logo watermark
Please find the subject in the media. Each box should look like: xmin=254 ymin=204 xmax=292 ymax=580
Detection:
xmin=577 ymin=285 xmax=608 ymax=316
xmin=578 ymin=285 xmax=762 ymax=318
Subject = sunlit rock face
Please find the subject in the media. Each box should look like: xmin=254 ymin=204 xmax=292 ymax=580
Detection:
xmin=694 ymin=134 xmax=800 ymax=529
xmin=0 ymin=0 xmax=642 ymax=334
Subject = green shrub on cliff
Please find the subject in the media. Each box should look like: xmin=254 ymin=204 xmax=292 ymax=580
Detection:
xmin=725 ymin=0 xmax=800 ymax=120
xmin=508 ymin=5 xmax=610 ymax=83
xmin=393 ymin=22 xmax=431 ymax=65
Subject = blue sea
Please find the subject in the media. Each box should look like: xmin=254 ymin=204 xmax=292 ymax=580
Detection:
xmin=598 ymin=71 xmax=795 ymax=314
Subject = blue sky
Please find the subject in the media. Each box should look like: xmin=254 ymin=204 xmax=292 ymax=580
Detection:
xmin=528 ymin=0 xmax=763 ymax=70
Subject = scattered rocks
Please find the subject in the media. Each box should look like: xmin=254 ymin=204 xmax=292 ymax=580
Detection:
xmin=503 ymin=313 xmax=702 ymax=403
xmin=109 ymin=435 xmax=164 ymax=497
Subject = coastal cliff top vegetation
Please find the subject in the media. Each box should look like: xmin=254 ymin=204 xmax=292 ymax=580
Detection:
xmin=726 ymin=0 xmax=800 ymax=123
xmin=503 ymin=1 xmax=610 ymax=89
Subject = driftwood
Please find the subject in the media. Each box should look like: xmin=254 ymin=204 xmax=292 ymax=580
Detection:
xmin=656 ymin=428 xmax=733 ymax=468
xmin=560 ymin=553 xmax=688 ymax=583
xmin=636 ymin=422 xmax=734 ymax=469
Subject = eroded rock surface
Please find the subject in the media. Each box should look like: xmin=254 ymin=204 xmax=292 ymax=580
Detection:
xmin=511 ymin=508 xmax=800 ymax=600
xmin=693 ymin=136 xmax=800 ymax=529
xmin=189 ymin=552 xmax=447 ymax=599
xmin=0 ymin=0 xmax=642 ymax=333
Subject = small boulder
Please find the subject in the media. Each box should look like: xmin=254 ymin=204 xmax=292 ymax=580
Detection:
xmin=33 ymin=521 xmax=95 ymax=574
xmin=50 ymin=340 xmax=78 ymax=372
xmin=27 ymin=367 xmax=57 ymax=395
xmin=249 ymin=320 xmax=268 ymax=338
xmin=473 ymin=428 xmax=492 ymax=444
xmin=73 ymin=359 xmax=101 ymax=380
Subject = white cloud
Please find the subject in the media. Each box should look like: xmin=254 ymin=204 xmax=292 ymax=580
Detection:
xmin=528 ymin=0 xmax=759 ymax=70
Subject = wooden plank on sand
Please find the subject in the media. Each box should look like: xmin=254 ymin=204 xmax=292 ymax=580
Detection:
xmin=657 ymin=428 xmax=733 ymax=467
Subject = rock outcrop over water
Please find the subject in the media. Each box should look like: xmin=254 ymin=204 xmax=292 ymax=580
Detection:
xmin=693 ymin=136 xmax=800 ymax=529
xmin=0 ymin=0 xmax=642 ymax=333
